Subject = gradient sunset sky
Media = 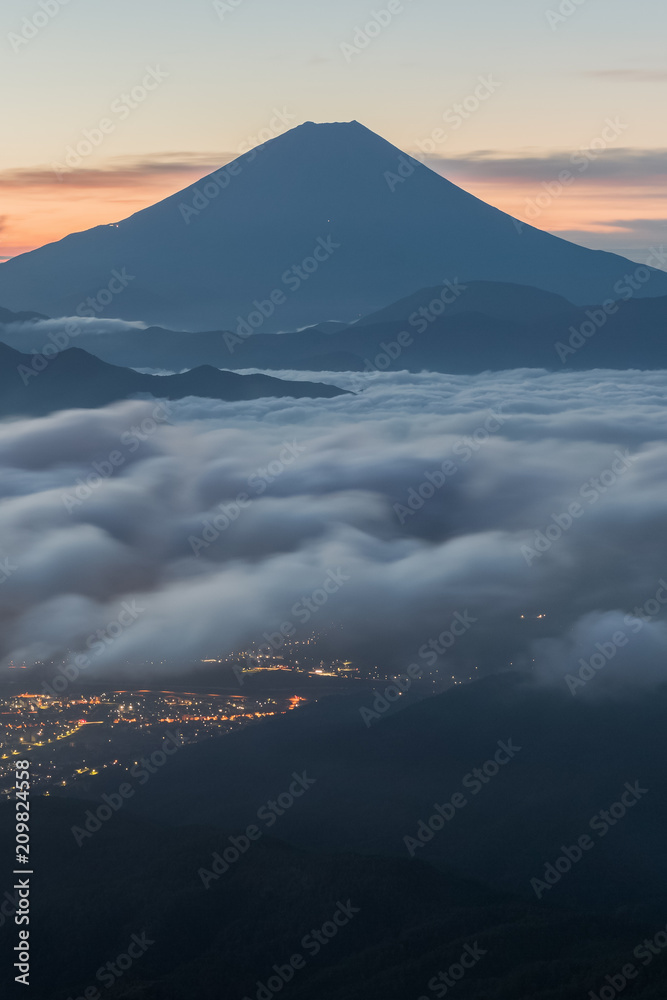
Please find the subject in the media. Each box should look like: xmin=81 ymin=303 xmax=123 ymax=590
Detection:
xmin=2 ymin=0 xmax=665 ymax=262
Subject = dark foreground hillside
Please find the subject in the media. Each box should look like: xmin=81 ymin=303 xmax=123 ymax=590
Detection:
xmin=1 ymin=798 xmax=667 ymax=1000
xmin=65 ymin=674 xmax=667 ymax=914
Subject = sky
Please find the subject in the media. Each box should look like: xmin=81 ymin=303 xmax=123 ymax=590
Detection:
xmin=1 ymin=0 xmax=666 ymax=260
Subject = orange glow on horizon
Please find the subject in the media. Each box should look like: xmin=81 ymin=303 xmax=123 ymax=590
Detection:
xmin=0 ymin=167 xmax=206 ymax=260
xmin=2 ymin=168 xmax=665 ymax=264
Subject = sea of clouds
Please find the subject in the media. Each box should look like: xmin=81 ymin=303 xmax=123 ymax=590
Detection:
xmin=1 ymin=367 xmax=667 ymax=694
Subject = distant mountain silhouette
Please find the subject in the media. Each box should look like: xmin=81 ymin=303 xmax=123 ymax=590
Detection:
xmin=0 ymin=341 xmax=347 ymax=417
xmin=0 ymin=305 xmax=45 ymax=323
xmin=355 ymin=280 xmax=576 ymax=327
xmin=1 ymin=121 xmax=666 ymax=330
xmin=10 ymin=281 xmax=665 ymax=373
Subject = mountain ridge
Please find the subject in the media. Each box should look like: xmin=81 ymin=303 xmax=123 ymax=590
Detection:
xmin=0 ymin=340 xmax=347 ymax=417
xmin=1 ymin=121 xmax=666 ymax=330
xmin=4 ymin=279 xmax=665 ymax=374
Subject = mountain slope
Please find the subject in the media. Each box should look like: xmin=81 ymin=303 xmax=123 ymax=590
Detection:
xmin=77 ymin=673 xmax=667 ymax=913
xmin=3 ymin=798 xmax=665 ymax=1000
xmin=354 ymin=280 xmax=577 ymax=327
xmin=1 ymin=121 xmax=665 ymax=330
xmin=11 ymin=282 xmax=664 ymax=374
xmin=0 ymin=342 xmax=346 ymax=417
xmin=0 ymin=304 xmax=45 ymax=323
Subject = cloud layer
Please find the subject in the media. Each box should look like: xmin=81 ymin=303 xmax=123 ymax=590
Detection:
xmin=2 ymin=369 xmax=667 ymax=695
xmin=423 ymin=147 xmax=667 ymax=185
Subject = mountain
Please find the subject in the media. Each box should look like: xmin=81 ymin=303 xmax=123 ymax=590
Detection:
xmin=69 ymin=673 xmax=667 ymax=914
xmin=8 ymin=281 xmax=665 ymax=374
xmin=3 ymin=798 xmax=665 ymax=999
xmin=0 ymin=341 xmax=347 ymax=417
xmin=0 ymin=304 xmax=45 ymax=323
xmin=1 ymin=121 xmax=666 ymax=331
xmin=354 ymin=280 xmax=577 ymax=327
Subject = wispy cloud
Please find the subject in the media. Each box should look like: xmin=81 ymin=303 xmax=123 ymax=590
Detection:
xmin=596 ymin=218 xmax=667 ymax=232
xmin=0 ymin=153 xmax=237 ymax=257
xmin=0 ymin=152 xmax=233 ymax=190
xmin=3 ymin=372 xmax=667 ymax=692
xmin=583 ymin=69 xmax=667 ymax=82
xmin=420 ymin=148 xmax=667 ymax=186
